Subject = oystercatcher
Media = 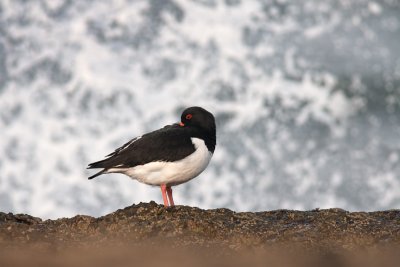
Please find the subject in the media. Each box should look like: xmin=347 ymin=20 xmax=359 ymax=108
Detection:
xmin=87 ymin=106 xmax=216 ymax=207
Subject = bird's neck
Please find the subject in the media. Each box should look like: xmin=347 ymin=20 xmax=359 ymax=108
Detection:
xmin=195 ymin=128 xmax=216 ymax=153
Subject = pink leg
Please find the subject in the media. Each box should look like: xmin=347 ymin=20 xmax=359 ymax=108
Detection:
xmin=166 ymin=186 xmax=175 ymax=207
xmin=160 ymin=185 xmax=169 ymax=207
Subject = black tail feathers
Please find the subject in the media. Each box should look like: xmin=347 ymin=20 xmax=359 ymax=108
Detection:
xmin=88 ymin=169 xmax=106 ymax=180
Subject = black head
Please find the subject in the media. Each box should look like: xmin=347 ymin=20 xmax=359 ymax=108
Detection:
xmin=180 ymin=106 xmax=216 ymax=133
xmin=179 ymin=106 xmax=216 ymax=152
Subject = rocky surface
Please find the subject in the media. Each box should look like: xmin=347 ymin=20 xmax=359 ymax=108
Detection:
xmin=1 ymin=202 xmax=400 ymax=266
xmin=1 ymin=202 xmax=400 ymax=249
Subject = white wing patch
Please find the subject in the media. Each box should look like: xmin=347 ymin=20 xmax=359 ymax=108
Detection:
xmin=108 ymin=138 xmax=212 ymax=186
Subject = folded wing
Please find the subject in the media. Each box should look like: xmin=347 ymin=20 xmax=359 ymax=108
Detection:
xmin=87 ymin=124 xmax=195 ymax=179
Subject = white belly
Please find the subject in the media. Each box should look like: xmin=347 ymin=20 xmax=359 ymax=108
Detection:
xmin=109 ymin=138 xmax=213 ymax=186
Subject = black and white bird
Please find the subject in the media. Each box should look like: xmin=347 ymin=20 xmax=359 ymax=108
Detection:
xmin=87 ymin=106 xmax=216 ymax=207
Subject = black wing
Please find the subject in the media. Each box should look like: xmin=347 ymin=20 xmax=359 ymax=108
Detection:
xmin=87 ymin=124 xmax=195 ymax=179
xmin=104 ymin=123 xmax=181 ymax=158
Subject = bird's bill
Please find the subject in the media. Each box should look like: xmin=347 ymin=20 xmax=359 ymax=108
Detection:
xmin=179 ymin=122 xmax=184 ymax=127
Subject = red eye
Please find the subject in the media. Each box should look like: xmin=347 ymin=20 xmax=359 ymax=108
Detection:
xmin=186 ymin=114 xmax=193 ymax=120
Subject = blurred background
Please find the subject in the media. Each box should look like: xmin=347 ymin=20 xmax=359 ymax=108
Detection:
xmin=1 ymin=0 xmax=400 ymax=219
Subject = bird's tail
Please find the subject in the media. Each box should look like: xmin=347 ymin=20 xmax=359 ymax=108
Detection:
xmin=87 ymin=157 xmax=115 ymax=179
xmin=87 ymin=158 xmax=110 ymax=169
xmin=87 ymin=169 xmax=106 ymax=180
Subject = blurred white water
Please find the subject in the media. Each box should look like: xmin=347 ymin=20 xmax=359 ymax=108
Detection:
xmin=1 ymin=0 xmax=400 ymax=218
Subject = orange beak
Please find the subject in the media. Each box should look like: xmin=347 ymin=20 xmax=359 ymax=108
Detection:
xmin=179 ymin=122 xmax=185 ymax=127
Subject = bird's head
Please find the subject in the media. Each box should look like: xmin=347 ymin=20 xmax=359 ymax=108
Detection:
xmin=179 ymin=106 xmax=216 ymax=134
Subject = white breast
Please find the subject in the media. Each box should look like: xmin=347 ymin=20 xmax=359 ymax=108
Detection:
xmin=110 ymin=138 xmax=213 ymax=186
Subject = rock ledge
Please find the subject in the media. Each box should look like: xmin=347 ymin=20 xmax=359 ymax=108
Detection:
xmin=1 ymin=202 xmax=399 ymax=251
